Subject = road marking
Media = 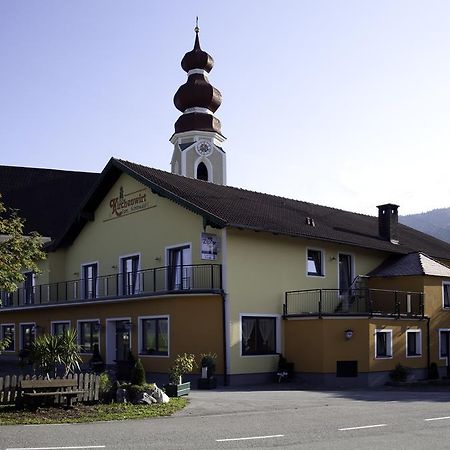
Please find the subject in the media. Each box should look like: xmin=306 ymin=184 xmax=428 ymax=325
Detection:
xmin=425 ymin=416 xmax=450 ymax=422
xmin=339 ymin=424 xmax=387 ymax=431
xmin=6 ymin=446 xmax=106 ymax=450
xmin=216 ymin=434 xmax=284 ymax=442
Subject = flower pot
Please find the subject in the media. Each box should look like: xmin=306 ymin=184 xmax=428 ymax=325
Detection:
xmin=197 ymin=377 xmax=217 ymax=390
xmin=164 ymin=381 xmax=191 ymax=397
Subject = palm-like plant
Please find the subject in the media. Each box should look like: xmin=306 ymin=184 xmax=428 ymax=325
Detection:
xmin=31 ymin=329 xmax=82 ymax=378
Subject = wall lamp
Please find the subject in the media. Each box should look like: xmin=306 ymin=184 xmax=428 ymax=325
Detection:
xmin=345 ymin=329 xmax=354 ymax=340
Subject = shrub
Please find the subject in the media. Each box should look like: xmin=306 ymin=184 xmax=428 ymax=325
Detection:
xmin=200 ymin=352 xmax=217 ymax=378
xmin=169 ymin=353 xmax=197 ymax=384
xmin=389 ymin=364 xmax=410 ymax=382
xmin=98 ymin=372 xmax=113 ymax=402
xmin=132 ymin=358 xmax=146 ymax=386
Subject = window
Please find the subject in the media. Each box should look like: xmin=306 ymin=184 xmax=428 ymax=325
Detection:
xmin=121 ymin=255 xmax=140 ymax=295
xmin=52 ymin=321 xmax=70 ymax=336
xmin=439 ymin=329 xmax=450 ymax=359
xmin=167 ymin=245 xmax=191 ymax=290
xmin=82 ymin=263 xmax=98 ymax=299
xmin=20 ymin=323 xmax=35 ymax=351
xmin=406 ymin=330 xmax=422 ymax=357
xmin=23 ymin=272 xmax=35 ymax=305
xmin=196 ymin=162 xmax=208 ymax=181
xmin=375 ymin=329 xmax=392 ymax=358
xmin=443 ymin=282 xmax=450 ymax=309
xmin=140 ymin=317 xmax=169 ymax=356
xmin=307 ymin=249 xmax=324 ymax=276
xmin=78 ymin=321 xmax=100 ymax=353
xmin=241 ymin=316 xmax=277 ymax=356
xmin=1 ymin=324 xmax=15 ymax=351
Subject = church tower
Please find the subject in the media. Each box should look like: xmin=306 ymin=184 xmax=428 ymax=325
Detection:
xmin=170 ymin=23 xmax=226 ymax=185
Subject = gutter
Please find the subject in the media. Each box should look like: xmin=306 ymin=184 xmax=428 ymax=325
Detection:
xmin=221 ymin=291 xmax=229 ymax=386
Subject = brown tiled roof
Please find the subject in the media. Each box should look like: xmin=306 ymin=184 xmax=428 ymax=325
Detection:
xmin=114 ymin=159 xmax=450 ymax=260
xmin=369 ymin=252 xmax=450 ymax=277
xmin=0 ymin=165 xmax=99 ymax=238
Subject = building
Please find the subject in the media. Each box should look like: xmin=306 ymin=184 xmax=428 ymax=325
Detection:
xmin=1 ymin=28 xmax=450 ymax=386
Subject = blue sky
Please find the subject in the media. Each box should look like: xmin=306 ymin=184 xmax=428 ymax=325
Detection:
xmin=1 ymin=1 xmax=449 ymax=216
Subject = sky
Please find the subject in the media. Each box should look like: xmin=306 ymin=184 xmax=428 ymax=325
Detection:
xmin=1 ymin=1 xmax=449 ymax=216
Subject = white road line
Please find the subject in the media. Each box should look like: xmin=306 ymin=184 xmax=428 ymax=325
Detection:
xmin=339 ymin=424 xmax=387 ymax=431
xmin=425 ymin=416 xmax=450 ymax=422
xmin=6 ymin=446 xmax=106 ymax=450
xmin=216 ymin=434 xmax=284 ymax=442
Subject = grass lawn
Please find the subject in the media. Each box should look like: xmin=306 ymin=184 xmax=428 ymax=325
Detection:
xmin=0 ymin=398 xmax=188 ymax=425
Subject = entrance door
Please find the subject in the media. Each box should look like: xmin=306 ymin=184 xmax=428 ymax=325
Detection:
xmin=115 ymin=320 xmax=131 ymax=361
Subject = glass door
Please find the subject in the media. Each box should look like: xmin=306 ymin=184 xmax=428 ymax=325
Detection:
xmin=115 ymin=320 xmax=131 ymax=361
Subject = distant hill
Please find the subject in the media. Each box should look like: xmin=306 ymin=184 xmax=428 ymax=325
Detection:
xmin=400 ymin=207 xmax=450 ymax=243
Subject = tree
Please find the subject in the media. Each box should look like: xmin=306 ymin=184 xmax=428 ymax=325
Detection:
xmin=30 ymin=329 xmax=82 ymax=378
xmin=0 ymin=194 xmax=46 ymax=294
xmin=0 ymin=336 xmax=11 ymax=355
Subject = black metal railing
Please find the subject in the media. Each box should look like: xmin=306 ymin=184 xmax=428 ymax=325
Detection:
xmin=0 ymin=264 xmax=222 ymax=308
xmin=284 ymin=288 xmax=424 ymax=318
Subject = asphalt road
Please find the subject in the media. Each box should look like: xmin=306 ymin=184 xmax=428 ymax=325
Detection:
xmin=2 ymin=386 xmax=450 ymax=449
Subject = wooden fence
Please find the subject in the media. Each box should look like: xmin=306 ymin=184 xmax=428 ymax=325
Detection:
xmin=0 ymin=373 xmax=100 ymax=405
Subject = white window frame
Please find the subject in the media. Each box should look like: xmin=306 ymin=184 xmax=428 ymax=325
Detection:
xmin=406 ymin=329 xmax=422 ymax=358
xmin=119 ymin=253 xmax=142 ymax=295
xmin=138 ymin=315 xmax=170 ymax=358
xmin=51 ymin=320 xmax=71 ymax=336
xmin=443 ymin=282 xmax=450 ymax=309
xmin=77 ymin=319 xmax=101 ymax=354
xmin=239 ymin=313 xmax=281 ymax=357
xmin=306 ymin=248 xmax=325 ymax=277
xmin=0 ymin=323 xmax=15 ymax=352
xmin=19 ymin=322 xmax=36 ymax=351
xmin=438 ymin=328 xmax=450 ymax=360
xmin=374 ymin=329 xmax=393 ymax=359
xmin=81 ymin=261 xmax=99 ymax=299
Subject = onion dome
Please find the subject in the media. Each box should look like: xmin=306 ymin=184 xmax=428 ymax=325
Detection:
xmin=173 ymin=24 xmax=223 ymax=135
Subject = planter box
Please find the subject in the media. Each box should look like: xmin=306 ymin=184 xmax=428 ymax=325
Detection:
xmin=164 ymin=382 xmax=190 ymax=397
xmin=197 ymin=378 xmax=217 ymax=390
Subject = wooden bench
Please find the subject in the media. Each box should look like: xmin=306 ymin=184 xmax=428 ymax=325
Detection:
xmin=19 ymin=379 xmax=85 ymax=408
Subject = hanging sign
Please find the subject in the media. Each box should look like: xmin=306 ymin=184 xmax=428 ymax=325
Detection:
xmin=201 ymin=233 xmax=220 ymax=260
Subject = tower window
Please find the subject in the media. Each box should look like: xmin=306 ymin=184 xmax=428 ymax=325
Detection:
xmin=196 ymin=162 xmax=209 ymax=181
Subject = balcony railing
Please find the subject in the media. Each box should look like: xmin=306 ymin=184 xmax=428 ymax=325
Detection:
xmin=284 ymin=288 xmax=424 ymax=318
xmin=0 ymin=264 xmax=222 ymax=308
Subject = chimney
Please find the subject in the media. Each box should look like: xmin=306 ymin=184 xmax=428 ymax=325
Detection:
xmin=377 ymin=203 xmax=399 ymax=244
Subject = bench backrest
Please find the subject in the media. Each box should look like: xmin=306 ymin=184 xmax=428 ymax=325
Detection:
xmin=20 ymin=379 xmax=78 ymax=389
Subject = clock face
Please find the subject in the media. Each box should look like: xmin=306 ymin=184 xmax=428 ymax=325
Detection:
xmin=196 ymin=140 xmax=212 ymax=156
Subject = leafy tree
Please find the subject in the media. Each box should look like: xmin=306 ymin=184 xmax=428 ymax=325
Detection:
xmin=0 ymin=194 xmax=46 ymax=294
xmin=0 ymin=336 xmax=11 ymax=355
xmin=30 ymin=329 xmax=82 ymax=378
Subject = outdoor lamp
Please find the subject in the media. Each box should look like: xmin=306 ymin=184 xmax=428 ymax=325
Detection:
xmin=345 ymin=329 xmax=354 ymax=340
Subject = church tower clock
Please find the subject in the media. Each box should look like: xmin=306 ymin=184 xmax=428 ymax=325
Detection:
xmin=170 ymin=23 xmax=226 ymax=185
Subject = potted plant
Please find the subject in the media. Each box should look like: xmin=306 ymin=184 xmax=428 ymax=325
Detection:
xmin=165 ymin=353 xmax=196 ymax=397
xmin=198 ymin=352 xmax=217 ymax=389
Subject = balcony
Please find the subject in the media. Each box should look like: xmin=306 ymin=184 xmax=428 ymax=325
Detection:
xmin=284 ymin=288 xmax=424 ymax=318
xmin=0 ymin=264 xmax=222 ymax=309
